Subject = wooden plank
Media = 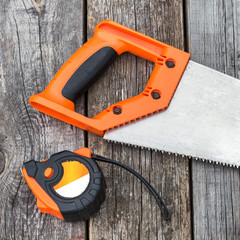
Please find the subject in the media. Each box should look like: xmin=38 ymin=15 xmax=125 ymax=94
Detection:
xmin=87 ymin=1 xmax=191 ymax=239
xmin=0 ymin=0 xmax=86 ymax=239
xmin=187 ymin=0 xmax=240 ymax=239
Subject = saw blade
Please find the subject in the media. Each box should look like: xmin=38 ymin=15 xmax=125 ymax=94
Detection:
xmin=104 ymin=61 xmax=240 ymax=167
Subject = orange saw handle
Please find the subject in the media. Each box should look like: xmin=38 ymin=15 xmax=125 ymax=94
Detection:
xmin=29 ymin=20 xmax=190 ymax=135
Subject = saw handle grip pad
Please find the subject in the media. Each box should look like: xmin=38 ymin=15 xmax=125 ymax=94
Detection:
xmin=62 ymin=47 xmax=118 ymax=102
xmin=29 ymin=20 xmax=190 ymax=135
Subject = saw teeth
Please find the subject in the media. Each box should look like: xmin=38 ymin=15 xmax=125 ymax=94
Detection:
xmin=104 ymin=139 xmax=239 ymax=168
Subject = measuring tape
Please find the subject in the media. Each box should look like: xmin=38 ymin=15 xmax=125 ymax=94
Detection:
xmin=22 ymin=148 xmax=170 ymax=222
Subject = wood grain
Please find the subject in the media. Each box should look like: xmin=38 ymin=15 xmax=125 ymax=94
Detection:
xmin=2 ymin=0 xmax=238 ymax=239
xmin=87 ymin=0 xmax=191 ymax=239
xmin=0 ymin=150 xmax=5 ymax=174
xmin=0 ymin=0 xmax=86 ymax=239
xmin=187 ymin=0 xmax=240 ymax=239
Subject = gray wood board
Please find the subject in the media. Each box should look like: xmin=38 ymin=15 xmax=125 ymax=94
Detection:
xmin=0 ymin=0 xmax=86 ymax=239
xmin=2 ymin=0 xmax=239 ymax=239
xmin=187 ymin=0 xmax=240 ymax=239
xmin=87 ymin=0 xmax=191 ymax=239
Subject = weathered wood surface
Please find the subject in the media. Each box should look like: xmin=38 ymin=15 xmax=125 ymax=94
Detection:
xmin=187 ymin=0 xmax=240 ymax=239
xmin=0 ymin=0 xmax=239 ymax=240
xmin=0 ymin=0 xmax=86 ymax=239
xmin=87 ymin=1 xmax=191 ymax=240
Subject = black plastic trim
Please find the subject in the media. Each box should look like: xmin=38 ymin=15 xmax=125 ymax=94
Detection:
xmin=62 ymin=47 xmax=118 ymax=102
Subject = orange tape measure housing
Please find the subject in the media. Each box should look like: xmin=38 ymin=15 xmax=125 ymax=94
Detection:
xmin=22 ymin=148 xmax=92 ymax=220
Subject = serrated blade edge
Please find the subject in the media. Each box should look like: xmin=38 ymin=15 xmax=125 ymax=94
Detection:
xmin=104 ymin=61 xmax=240 ymax=168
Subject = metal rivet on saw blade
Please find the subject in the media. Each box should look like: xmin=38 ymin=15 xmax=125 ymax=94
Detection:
xmin=166 ymin=60 xmax=175 ymax=68
xmin=113 ymin=107 xmax=122 ymax=115
xmin=152 ymin=91 xmax=161 ymax=100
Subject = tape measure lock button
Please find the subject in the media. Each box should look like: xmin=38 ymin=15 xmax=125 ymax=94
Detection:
xmin=44 ymin=167 xmax=54 ymax=178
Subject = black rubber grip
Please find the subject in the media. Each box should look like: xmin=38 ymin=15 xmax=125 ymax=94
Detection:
xmin=62 ymin=47 xmax=118 ymax=102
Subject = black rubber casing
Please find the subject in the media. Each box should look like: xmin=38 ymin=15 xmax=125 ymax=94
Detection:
xmin=24 ymin=151 xmax=106 ymax=222
xmin=62 ymin=47 xmax=118 ymax=102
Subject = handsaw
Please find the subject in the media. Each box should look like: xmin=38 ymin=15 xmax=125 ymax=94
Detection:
xmin=29 ymin=20 xmax=240 ymax=168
